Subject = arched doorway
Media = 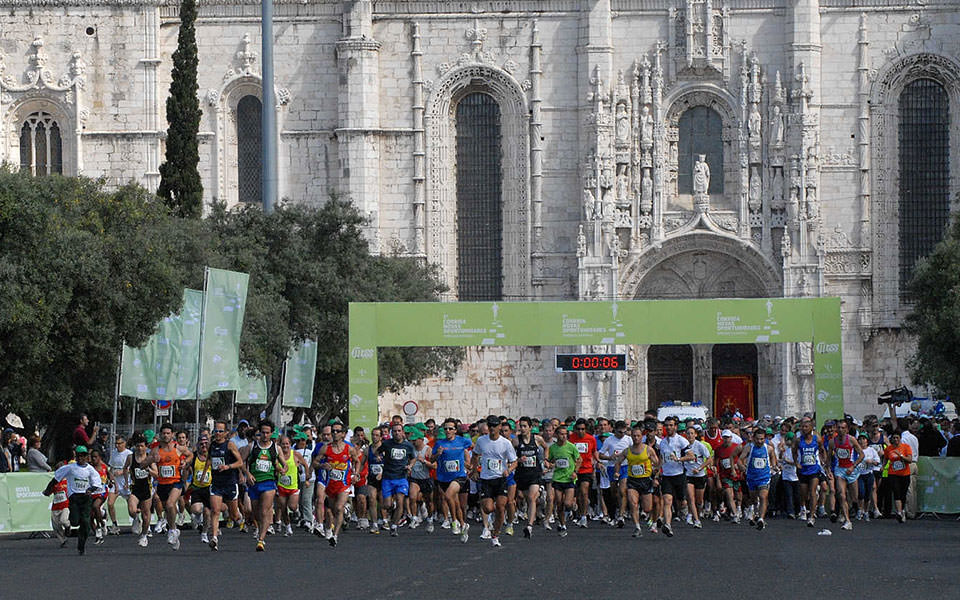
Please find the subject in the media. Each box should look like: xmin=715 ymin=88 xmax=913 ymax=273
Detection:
xmin=712 ymin=344 xmax=758 ymax=419
xmin=647 ymin=345 xmax=693 ymax=409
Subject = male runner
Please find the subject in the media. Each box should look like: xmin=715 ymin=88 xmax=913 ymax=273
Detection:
xmin=657 ymin=416 xmax=694 ymax=537
xmin=315 ymin=422 xmax=362 ymax=546
xmin=794 ymin=417 xmax=823 ymax=527
xmin=828 ymin=419 xmax=863 ymax=530
xmin=514 ymin=416 xmax=548 ymax=538
xmin=569 ymin=419 xmax=599 ymax=528
xmin=683 ymin=425 xmax=711 ymax=528
xmin=434 ymin=417 xmax=472 ymax=542
xmin=613 ymin=424 xmax=659 ymax=537
xmin=188 ymin=435 xmax=214 ymax=543
xmin=244 ymin=420 xmax=287 ymax=551
xmin=208 ymin=420 xmax=244 ymax=550
xmin=714 ymin=429 xmax=743 ymax=523
xmin=599 ymin=420 xmax=631 ymax=528
xmin=106 ymin=435 xmax=131 ymax=535
xmin=470 ymin=415 xmax=517 ymax=547
xmin=740 ymin=427 xmax=777 ymax=530
xmin=539 ymin=420 xmax=556 ymax=530
xmin=545 ymin=423 xmax=581 ymax=537
xmin=151 ymin=423 xmax=193 ymax=551
xmin=377 ymin=423 xmax=416 ymax=537
xmin=52 ymin=446 xmax=104 ymax=555
xmin=277 ymin=434 xmax=309 ymax=536
xmin=365 ymin=427 xmax=386 ymax=534
xmin=311 ymin=424 xmax=333 ymax=537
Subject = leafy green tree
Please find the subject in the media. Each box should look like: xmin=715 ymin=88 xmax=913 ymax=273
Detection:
xmin=157 ymin=0 xmax=203 ymax=218
xmin=905 ymin=217 xmax=960 ymax=398
xmin=0 ymin=169 xmax=198 ymax=456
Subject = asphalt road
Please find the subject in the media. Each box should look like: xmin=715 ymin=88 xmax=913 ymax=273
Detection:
xmin=4 ymin=517 xmax=957 ymax=598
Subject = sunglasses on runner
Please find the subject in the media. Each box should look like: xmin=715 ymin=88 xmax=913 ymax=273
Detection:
xmin=332 ymin=429 xmax=343 ymax=434
xmin=444 ymin=426 xmax=456 ymax=431
xmin=214 ymin=429 xmax=225 ymax=433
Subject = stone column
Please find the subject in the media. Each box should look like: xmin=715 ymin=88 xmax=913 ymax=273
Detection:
xmin=336 ymin=1 xmax=381 ymax=251
xmin=692 ymin=344 xmax=713 ymax=409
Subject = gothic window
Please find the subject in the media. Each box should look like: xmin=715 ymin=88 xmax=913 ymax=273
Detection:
xmin=236 ymin=95 xmax=262 ymax=205
xmin=898 ymin=78 xmax=949 ymax=298
xmin=19 ymin=112 xmax=62 ymax=176
xmin=455 ymin=92 xmax=503 ymax=301
xmin=678 ymin=106 xmax=723 ymax=194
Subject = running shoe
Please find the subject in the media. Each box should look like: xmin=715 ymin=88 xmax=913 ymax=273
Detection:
xmin=897 ymin=512 xmax=905 ymax=523
xmin=693 ymin=520 xmax=702 ymax=529
xmin=829 ymin=512 xmax=839 ymax=523
xmin=543 ymin=520 xmax=552 ymax=531
xmin=748 ymin=517 xmax=756 ymax=528
xmin=369 ymin=526 xmax=380 ymax=535
xmin=616 ymin=518 xmax=625 ymax=529
xmin=632 ymin=526 xmax=642 ymax=538
xmin=138 ymin=535 xmax=148 ymax=548
xmin=807 ymin=517 xmax=815 ymax=528
xmin=578 ymin=515 xmax=588 ymax=528
xmin=426 ymin=519 xmax=435 ymax=533
xmin=329 ymin=535 xmax=337 ymax=548
xmin=209 ymin=536 xmax=218 ymax=551
xmin=841 ymin=520 xmax=853 ymax=531
xmin=558 ymin=525 xmax=568 ymax=538
xmin=324 ymin=527 xmax=333 ymax=540
xmin=109 ymin=525 xmax=120 ymax=536
xmin=712 ymin=512 xmax=721 ymax=523
xmin=256 ymin=540 xmax=265 ymax=551
xmin=285 ymin=524 xmax=293 ymax=537
xmin=480 ymin=528 xmax=491 ymax=540
xmin=442 ymin=519 xmax=451 ymax=529
xmin=451 ymin=521 xmax=461 ymax=535
xmin=267 ymin=524 xmax=275 ymax=535
xmin=390 ymin=525 xmax=399 ymax=537
xmin=170 ymin=528 xmax=181 ymax=551
xmin=756 ymin=518 xmax=765 ymax=531
xmin=397 ymin=516 xmax=409 ymax=528
xmin=460 ymin=522 xmax=470 ymax=544
xmin=523 ymin=525 xmax=532 ymax=539
xmin=409 ymin=516 xmax=420 ymax=529
xmin=686 ymin=513 xmax=694 ymax=525
xmin=201 ymin=532 xmax=209 ymax=544
xmin=504 ymin=524 xmax=514 ymax=536
xmin=94 ymin=532 xmax=104 ymax=545
xmin=662 ymin=523 xmax=674 ymax=537
xmin=491 ymin=536 xmax=501 ymax=548
xmin=872 ymin=509 xmax=883 ymax=520
xmin=731 ymin=516 xmax=740 ymax=525
xmin=856 ymin=510 xmax=865 ymax=521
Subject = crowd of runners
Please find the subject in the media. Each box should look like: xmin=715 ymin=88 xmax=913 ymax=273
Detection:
xmin=47 ymin=407 xmax=935 ymax=554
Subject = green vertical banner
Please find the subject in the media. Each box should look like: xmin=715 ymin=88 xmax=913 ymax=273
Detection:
xmin=348 ymin=303 xmax=378 ymax=432
xmin=282 ymin=339 xmax=317 ymax=408
xmin=812 ymin=297 xmax=844 ymax=422
xmin=199 ymin=268 xmax=250 ymax=397
xmin=120 ymin=288 xmax=204 ymax=400
xmin=236 ymin=370 xmax=268 ymax=405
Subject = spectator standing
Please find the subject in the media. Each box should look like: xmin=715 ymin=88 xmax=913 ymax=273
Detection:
xmin=26 ymin=434 xmax=52 ymax=472
xmin=73 ymin=414 xmax=98 ymax=447
xmin=0 ymin=431 xmax=12 ymax=472
xmin=947 ymin=422 xmax=960 ymax=457
xmin=6 ymin=429 xmax=23 ymax=471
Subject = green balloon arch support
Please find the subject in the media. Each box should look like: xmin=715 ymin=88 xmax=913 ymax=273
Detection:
xmin=348 ymin=297 xmax=843 ymax=430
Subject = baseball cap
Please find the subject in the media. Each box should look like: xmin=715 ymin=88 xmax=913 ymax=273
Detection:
xmin=785 ymin=432 xmax=796 ymax=440
xmin=677 ymin=424 xmax=687 ymax=432
xmin=765 ymin=427 xmax=774 ymax=435
xmin=144 ymin=430 xmax=156 ymax=443
xmin=238 ymin=419 xmax=249 ymax=426
xmin=721 ymin=429 xmax=733 ymax=438
xmin=408 ymin=430 xmax=424 ymax=441
xmin=75 ymin=445 xmax=89 ymax=454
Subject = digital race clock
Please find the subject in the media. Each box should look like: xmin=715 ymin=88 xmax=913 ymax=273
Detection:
xmin=555 ymin=353 xmax=627 ymax=372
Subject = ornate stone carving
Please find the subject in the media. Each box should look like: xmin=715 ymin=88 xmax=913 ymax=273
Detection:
xmin=693 ymin=153 xmax=710 ymax=213
xmin=576 ymin=224 xmax=587 ymax=258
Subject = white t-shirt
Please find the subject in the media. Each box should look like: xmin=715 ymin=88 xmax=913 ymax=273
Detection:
xmin=859 ymin=446 xmax=881 ymax=474
xmin=658 ymin=434 xmax=690 ymax=477
xmin=684 ymin=440 xmax=711 ymax=477
xmin=54 ymin=463 xmax=103 ymax=497
xmin=600 ymin=435 xmax=631 ymax=467
xmin=779 ymin=445 xmax=798 ymax=481
xmin=473 ymin=435 xmax=517 ymax=480
xmin=901 ymin=431 xmax=919 ymax=462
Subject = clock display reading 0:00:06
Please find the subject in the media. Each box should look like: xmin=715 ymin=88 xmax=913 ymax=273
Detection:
xmin=555 ymin=353 xmax=627 ymax=372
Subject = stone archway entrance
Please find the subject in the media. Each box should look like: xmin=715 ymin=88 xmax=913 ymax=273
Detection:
xmin=619 ymin=234 xmax=782 ymax=415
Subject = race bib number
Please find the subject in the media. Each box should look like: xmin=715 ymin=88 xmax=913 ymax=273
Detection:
xmin=521 ymin=455 xmax=537 ymax=468
xmin=630 ymin=464 xmax=647 ymax=477
xmin=196 ymin=470 xmax=211 ymax=485
xmin=255 ymin=459 xmax=272 ymax=473
xmin=802 ymin=453 xmax=817 ymax=466
xmin=444 ymin=460 xmax=461 ymax=473
xmin=53 ymin=491 xmax=67 ymax=504
xmin=556 ymin=458 xmax=570 ymax=469
xmin=892 ymin=460 xmax=905 ymax=472
xmin=279 ymin=474 xmax=292 ymax=487
xmin=485 ymin=458 xmax=502 ymax=473
xmin=575 ymin=443 xmax=588 ymax=454
xmin=720 ymin=458 xmax=731 ymax=469
xmin=134 ymin=468 xmax=149 ymax=480
xmin=329 ymin=469 xmax=346 ymax=482
xmin=752 ymin=457 xmax=768 ymax=470
xmin=370 ymin=464 xmax=383 ymax=476
xmin=391 ymin=448 xmax=407 ymax=461
xmin=159 ymin=465 xmax=175 ymax=479
xmin=836 ymin=448 xmax=850 ymax=459
xmin=73 ymin=477 xmax=89 ymax=492
xmin=211 ymin=457 xmax=225 ymax=469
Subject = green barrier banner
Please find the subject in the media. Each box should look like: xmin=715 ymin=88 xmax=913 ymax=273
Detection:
xmin=349 ymin=298 xmax=844 ymax=425
xmin=0 ymin=473 xmax=134 ymax=533
xmin=917 ymin=457 xmax=960 ymax=514
xmin=282 ymin=339 xmax=318 ymax=408
xmin=120 ymin=289 xmax=204 ymax=400
xmin=199 ymin=268 xmax=250 ymax=397
xmin=236 ymin=370 xmax=268 ymax=405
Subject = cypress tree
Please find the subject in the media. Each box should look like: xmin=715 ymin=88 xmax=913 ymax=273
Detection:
xmin=157 ymin=0 xmax=203 ymax=218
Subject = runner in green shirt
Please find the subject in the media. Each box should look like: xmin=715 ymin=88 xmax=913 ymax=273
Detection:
xmin=545 ymin=425 xmax=582 ymax=537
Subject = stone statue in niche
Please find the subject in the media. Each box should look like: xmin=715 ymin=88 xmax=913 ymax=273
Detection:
xmin=583 ymin=188 xmax=597 ymax=221
xmin=806 ymin=187 xmax=818 ymax=221
xmin=748 ymin=104 xmax=762 ymax=147
xmin=795 ymin=341 xmax=812 ymax=366
xmin=640 ymin=105 xmax=654 ymax=153
xmin=749 ymin=167 xmax=762 ymax=213
xmin=602 ymin=188 xmax=615 ymax=221
xmin=615 ymin=103 xmax=630 ymax=146
xmin=771 ymin=105 xmax=785 ymax=146
xmin=608 ymin=230 xmax=623 ymax=258
xmin=771 ymin=167 xmax=784 ymax=209
xmin=576 ymin=224 xmax=587 ymax=257
xmin=693 ymin=154 xmax=710 ymax=196
xmin=640 ymin=170 xmax=653 ymax=212
xmin=616 ymin=167 xmax=629 ymax=203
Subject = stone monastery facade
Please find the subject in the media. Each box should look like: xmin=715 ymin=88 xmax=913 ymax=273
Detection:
xmin=2 ymin=0 xmax=958 ymax=420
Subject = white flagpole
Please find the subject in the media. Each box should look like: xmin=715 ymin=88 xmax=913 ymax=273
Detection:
xmin=111 ymin=348 xmax=122 ymax=454
xmin=195 ymin=268 xmax=209 ymax=434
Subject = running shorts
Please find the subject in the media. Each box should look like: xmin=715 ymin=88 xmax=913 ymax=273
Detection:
xmin=132 ymin=484 xmax=152 ymax=503
xmin=607 ymin=465 xmax=628 ymax=481
xmin=381 ymin=478 xmax=409 ymax=499
xmin=798 ymin=472 xmax=819 ymax=485
xmin=688 ymin=475 xmax=707 ymax=490
xmin=833 ymin=467 xmax=859 ymax=484
xmin=746 ymin=478 xmax=770 ymax=492
xmin=551 ymin=480 xmax=576 ymax=491
xmin=156 ymin=482 xmax=183 ymax=503
xmin=516 ymin=474 xmax=542 ymax=492
xmin=277 ymin=486 xmax=299 ymax=498
xmin=190 ymin=487 xmax=211 ymax=508
xmin=479 ymin=477 xmax=509 ymax=499
xmin=627 ymin=477 xmax=654 ymax=495
xmin=409 ymin=477 xmax=434 ymax=495
xmin=326 ymin=478 xmax=351 ymax=497
xmin=576 ymin=472 xmax=595 ymax=488
xmin=210 ymin=483 xmax=238 ymax=501
xmin=506 ymin=472 xmax=516 ymax=487
xmin=247 ymin=480 xmax=278 ymax=502
xmin=437 ymin=477 xmax=468 ymax=492
xmin=660 ymin=474 xmax=686 ymax=498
